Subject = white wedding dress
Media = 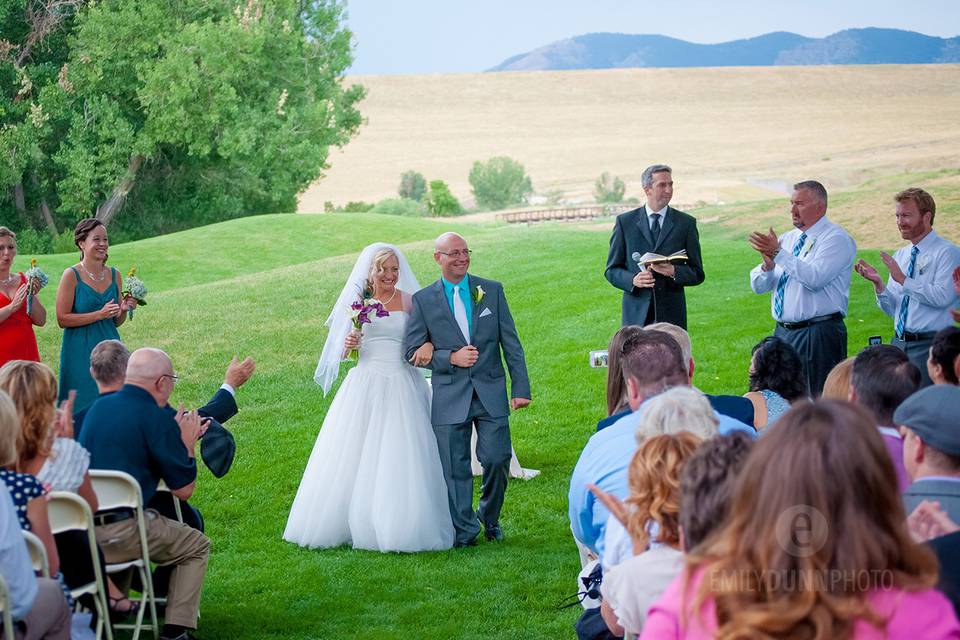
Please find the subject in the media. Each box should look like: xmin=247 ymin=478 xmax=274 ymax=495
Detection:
xmin=283 ymin=312 xmax=455 ymax=552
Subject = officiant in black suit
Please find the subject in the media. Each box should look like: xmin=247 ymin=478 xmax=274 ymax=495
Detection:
xmin=605 ymin=164 xmax=705 ymax=328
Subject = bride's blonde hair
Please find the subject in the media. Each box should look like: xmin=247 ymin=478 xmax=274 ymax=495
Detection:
xmin=365 ymin=248 xmax=398 ymax=296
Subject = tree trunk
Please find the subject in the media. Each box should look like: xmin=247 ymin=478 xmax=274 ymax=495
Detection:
xmin=96 ymin=154 xmax=144 ymax=226
xmin=30 ymin=174 xmax=59 ymax=237
xmin=13 ymin=182 xmax=26 ymax=213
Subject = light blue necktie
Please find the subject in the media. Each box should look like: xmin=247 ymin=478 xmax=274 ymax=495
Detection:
xmin=895 ymin=245 xmax=920 ymax=339
xmin=773 ymin=233 xmax=807 ymax=319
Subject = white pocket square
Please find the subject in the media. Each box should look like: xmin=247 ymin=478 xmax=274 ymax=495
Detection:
xmin=479 ymin=307 xmax=492 ymax=318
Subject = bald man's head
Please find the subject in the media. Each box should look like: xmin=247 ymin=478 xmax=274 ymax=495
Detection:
xmin=433 ymin=232 xmax=470 ymax=283
xmin=126 ymin=348 xmax=175 ymax=405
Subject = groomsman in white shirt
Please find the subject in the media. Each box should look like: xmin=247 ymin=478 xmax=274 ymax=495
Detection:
xmin=854 ymin=188 xmax=960 ymax=386
xmin=749 ymin=180 xmax=856 ymax=396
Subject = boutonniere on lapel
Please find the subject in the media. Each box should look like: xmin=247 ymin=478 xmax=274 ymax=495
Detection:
xmin=918 ymin=256 xmax=930 ymax=275
xmin=801 ymin=238 xmax=817 ymax=259
xmin=473 ymin=285 xmax=485 ymax=304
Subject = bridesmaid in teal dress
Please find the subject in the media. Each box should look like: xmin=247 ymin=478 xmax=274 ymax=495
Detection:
xmin=55 ymin=219 xmax=135 ymax=412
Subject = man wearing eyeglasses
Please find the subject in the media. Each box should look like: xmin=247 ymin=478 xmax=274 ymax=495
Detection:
xmin=80 ymin=348 xmax=210 ymax=640
xmin=404 ymin=232 xmax=531 ymax=548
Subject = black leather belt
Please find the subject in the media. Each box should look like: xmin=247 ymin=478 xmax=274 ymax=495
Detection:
xmin=776 ymin=312 xmax=843 ymax=331
xmin=898 ymin=330 xmax=937 ymax=343
xmin=93 ymin=508 xmax=135 ymax=526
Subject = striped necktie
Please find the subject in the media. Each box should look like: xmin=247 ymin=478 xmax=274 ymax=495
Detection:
xmin=895 ymin=245 xmax=920 ymax=339
xmin=773 ymin=233 xmax=807 ymax=319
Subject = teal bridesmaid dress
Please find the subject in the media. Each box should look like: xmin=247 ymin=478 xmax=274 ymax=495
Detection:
xmin=59 ymin=266 xmax=121 ymax=411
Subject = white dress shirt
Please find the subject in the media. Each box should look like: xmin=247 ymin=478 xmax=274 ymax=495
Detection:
xmin=750 ymin=216 xmax=857 ymax=323
xmin=876 ymin=230 xmax=960 ymax=333
xmin=645 ymin=204 xmax=668 ymax=230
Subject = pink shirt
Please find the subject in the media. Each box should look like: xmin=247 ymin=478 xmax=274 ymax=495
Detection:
xmin=642 ymin=569 xmax=960 ymax=639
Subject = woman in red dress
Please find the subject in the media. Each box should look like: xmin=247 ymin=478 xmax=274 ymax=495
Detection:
xmin=0 ymin=227 xmax=46 ymax=366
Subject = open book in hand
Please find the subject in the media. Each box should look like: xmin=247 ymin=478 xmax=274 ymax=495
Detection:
xmin=635 ymin=250 xmax=688 ymax=266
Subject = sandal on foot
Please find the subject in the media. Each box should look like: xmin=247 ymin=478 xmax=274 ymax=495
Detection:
xmin=108 ymin=596 xmax=140 ymax=622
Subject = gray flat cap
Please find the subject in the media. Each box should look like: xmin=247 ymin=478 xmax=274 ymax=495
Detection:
xmin=894 ymin=385 xmax=960 ymax=455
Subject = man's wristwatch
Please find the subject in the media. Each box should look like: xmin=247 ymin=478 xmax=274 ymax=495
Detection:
xmin=770 ymin=248 xmax=781 ymax=260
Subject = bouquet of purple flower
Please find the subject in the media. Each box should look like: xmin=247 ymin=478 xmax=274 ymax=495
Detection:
xmin=347 ymin=295 xmax=389 ymax=360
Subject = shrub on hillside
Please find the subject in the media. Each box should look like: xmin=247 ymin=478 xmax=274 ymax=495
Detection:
xmin=426 ymin=180 xmax=461 ymax=217
xmin=594 ymin=172 xmax=626 ymax=203
xmin=398 ymin=171 xmax=427 ymax=201
xmin=372 ymin=198 xmax=425 ymax=216
xmin=343 ymin=201 xmax=375 ymax=213
xmin=468 ymin=156 xmax=532 ymax=210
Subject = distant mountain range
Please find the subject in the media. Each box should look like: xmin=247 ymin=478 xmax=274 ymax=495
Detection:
xmin=488 ymin=28 xmax=960 ymax=72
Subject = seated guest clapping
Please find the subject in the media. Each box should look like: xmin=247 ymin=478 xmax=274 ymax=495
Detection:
xmin=744 ymin=336 xmax=808 ymax=429
xmin=79 ymin=348 xmax=210 ymax=640
xmin=928 ymin=327 xmax=960 ymax=386
xmin=641 ymin=401 xmax=959 ymax=639
xmin=597 ymin=325 xmax=643 ymax=431
xmin=599 ymin=432 xmax=753 ymax=638
xmin=899 ymin=385 xmax=960 ymax=521
xmin=600 ymin=388 xmax=719 ymax=569
xmin=591 ymin=432 xmax=701 ymax=637
xmin=850 ymin=345 xmax=920 ymax=491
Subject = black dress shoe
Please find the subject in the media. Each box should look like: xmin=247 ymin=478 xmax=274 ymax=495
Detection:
xmin=453 ymin=535 xmax=478 ymax=548
xmin=483 ymin=523 xmax=504 ymax=542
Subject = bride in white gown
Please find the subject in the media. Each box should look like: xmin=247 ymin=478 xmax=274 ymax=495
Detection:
xmin=283 ymin=243 xmax=454 ymax=552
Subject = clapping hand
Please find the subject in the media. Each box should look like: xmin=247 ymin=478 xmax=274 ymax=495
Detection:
xmin=880 ymin=252 xmax=905 ymax=284
xmin=587 ymin=483 xmax=629 ymax=528
xmin=409 ymin=342 xmax=434 ymax=367
xmin=749 ymin=227 xmax=779 ymax=270
xmin=854 ymin=259 xmax=885 ymax=293
xmin=54 ymin=391 xmax=76 ymax=438
xmin=907 ymin=500 xmax=960 ymax=542
xmin=225 ymin=355 xmax=256 ymax=388
xmin=10 ymin=284 xmax=29 ymax=309
xmin=174 ymin=403 xmax=207 ymax=452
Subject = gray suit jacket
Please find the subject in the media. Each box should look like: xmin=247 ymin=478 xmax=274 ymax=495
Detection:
xmin=404 ymin=275 xmax=530 ymax=425
xmin=903 ymin=478 xmax=960 ymax=522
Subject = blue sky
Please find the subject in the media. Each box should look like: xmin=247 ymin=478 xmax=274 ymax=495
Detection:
xmin=344 ymin=0 xmax=959 ymax=75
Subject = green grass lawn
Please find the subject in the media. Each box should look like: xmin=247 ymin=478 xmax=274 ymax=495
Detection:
xmin=14 ymin=212 xmax=900 ymax=639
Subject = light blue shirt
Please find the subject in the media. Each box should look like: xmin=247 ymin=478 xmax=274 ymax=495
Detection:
xmin=441 ymin=274 xmax=473 ymax=338
xmin=0 ymin=482 xmax=38 ymax=620
xmin=568 ymin=403 xmax=754 ymax=561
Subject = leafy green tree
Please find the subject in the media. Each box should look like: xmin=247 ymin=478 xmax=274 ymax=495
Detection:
xmin=1 ymin=0 xmax=363 ymax=240
xmin=398 ymin=170 xmax=426 ymax=201
xmin=426 ymin=180 xmax=460 ymax=217
xmin=372 ymin=197 xmax=424 ymax=216
xmin=594 ymin=172 xmax=626 ymax=203
xmin=468 ymin=156 xmax=532 ymax=210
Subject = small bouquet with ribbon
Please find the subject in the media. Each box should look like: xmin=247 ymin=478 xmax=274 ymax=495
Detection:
xmin=24 ymin=258 xmax=48 ymax=315
xmin=347 ymin=292 xmax=389 ymax=360
xmin=121 ymin=266 xmax=148 ymax=320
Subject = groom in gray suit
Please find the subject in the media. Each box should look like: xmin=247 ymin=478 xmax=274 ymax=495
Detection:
xmin=404 ymin=232 xmax=531 ymax=547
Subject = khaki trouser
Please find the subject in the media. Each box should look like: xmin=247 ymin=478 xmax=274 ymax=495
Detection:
xmin=9 ymin=577 xmax=71 ymax=640
xmin=95 ymin=508 xmax=210 ymax=628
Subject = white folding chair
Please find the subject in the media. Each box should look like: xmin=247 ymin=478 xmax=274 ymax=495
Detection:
xmin=156 ymin=480 xmax=184 ymax=524
xmin=47 ymin=491 xmax=113 ymax=640
xmin=21 ymin=530 xmax=49 ymax=578
xmin=89 ymin=470 xmax=159 ymax=640
xmin=0 ymin=573 xmax=14 ymax=640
